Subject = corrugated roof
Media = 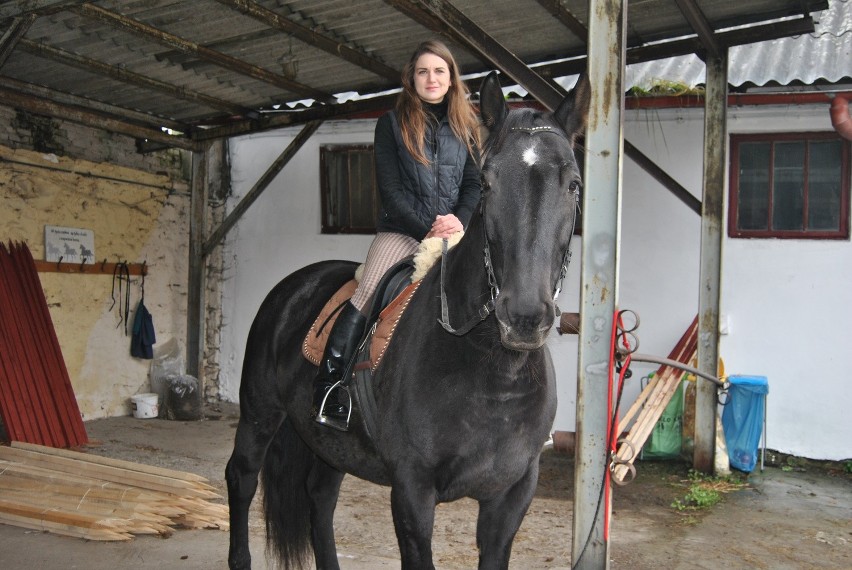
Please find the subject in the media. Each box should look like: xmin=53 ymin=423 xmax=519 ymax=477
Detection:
xmin=0 ymin=0 xmax=830 ymax=146
xmin=627 ymin=0 xmax=852 ymax=89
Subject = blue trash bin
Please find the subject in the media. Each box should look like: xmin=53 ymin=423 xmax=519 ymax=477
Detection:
xmin=722 ymin=375 xmax=768 ymax=472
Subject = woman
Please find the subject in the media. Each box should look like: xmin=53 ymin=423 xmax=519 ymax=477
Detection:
xmin=313 ymin=39 xmax=482 ymax=430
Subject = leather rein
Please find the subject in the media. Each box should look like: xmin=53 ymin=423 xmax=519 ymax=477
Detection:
xmin=438 ymin=125 xmax=580 ymax=336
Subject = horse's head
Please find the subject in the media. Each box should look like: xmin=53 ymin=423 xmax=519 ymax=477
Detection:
xmin=478 ymin=72 xmax=590 ymax=350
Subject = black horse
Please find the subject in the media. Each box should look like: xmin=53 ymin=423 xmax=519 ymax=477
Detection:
xmin=226 ymin=71 xmax=590 ymax=570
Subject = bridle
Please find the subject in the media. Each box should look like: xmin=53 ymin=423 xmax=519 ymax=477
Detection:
xmin=438 ymin=125 xmax=580 ymax=336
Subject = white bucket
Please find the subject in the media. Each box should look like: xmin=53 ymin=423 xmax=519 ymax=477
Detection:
xmin=131 ymin=393 xmax=159 ymax=419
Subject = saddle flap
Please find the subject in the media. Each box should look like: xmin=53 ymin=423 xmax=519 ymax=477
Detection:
xmin=302 ymin=280 xmax=359 ymax=366
xmin=302 ymin=279 xmax=421 ymax=371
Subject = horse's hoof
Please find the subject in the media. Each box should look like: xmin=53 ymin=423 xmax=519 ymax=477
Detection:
xmin=228 ymin=552 xmax=251 ymax=570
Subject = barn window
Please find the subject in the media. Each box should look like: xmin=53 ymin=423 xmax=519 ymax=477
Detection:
xmin=320 ymin=144 xmax=378 ymax=234
xmin=729 ymin=132 xmax=850 ymax=239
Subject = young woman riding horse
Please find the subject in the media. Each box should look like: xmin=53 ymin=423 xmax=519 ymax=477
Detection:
xmin=226 ymin=65 xmax=590 ymax=570
xmin=312 ymin=40 xmax=481 ymax=430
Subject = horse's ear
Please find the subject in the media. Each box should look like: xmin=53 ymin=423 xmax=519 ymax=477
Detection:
xmin=479 ymin=72 xmax=508 ymax=131
xmin=554 ymin=73 xmax=591 ymax=140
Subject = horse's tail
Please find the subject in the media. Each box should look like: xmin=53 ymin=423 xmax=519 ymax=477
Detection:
xmin=261 ymin=417 xmax=314 ymax=570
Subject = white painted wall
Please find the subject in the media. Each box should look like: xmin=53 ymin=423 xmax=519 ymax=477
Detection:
xmin=220 ymin=105 xmax=851 ymax=461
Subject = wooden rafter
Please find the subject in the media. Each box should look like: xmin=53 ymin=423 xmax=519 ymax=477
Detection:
xmin=674 ymin=0 xmax=722 ymax=60
xmin=17 ymin=38 xmax=255 ymax=118
xmin=0 ymin=0 xmax=85 ymax=19
xmin=72 ymin=2 xmax=330 ymax=101
xmin=0 ymin=14 xmax=35 ymax=67
xmin=0 ymin=86 xmax=199 ymax=150
xmin=213 ymin=0 xmax=400 ymax=82
xmin=0 ymin=75 xmax=188 ymax=132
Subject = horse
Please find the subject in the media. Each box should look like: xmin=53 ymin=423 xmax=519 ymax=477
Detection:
xmin=226 ymin=70 xmax=590 ymax=570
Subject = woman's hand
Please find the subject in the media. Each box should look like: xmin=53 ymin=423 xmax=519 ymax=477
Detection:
xmin=425 ymin=214 xmax=463 ymax=239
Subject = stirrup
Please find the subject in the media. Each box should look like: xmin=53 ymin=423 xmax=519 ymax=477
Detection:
xmin=314 ymin=379 xmax=352 ymax=432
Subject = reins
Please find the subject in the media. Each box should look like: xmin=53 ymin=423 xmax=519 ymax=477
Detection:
xmin=438 ymin=217 xmax=499 ymax=335
xmin=438 ymin=124 xmax=580 ymax=335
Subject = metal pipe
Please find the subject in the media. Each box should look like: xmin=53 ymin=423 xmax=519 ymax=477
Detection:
xmin=626 ymin=352 xmax=726 ymax=387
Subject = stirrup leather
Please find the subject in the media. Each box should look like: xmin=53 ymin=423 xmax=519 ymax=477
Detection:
xmin=314 ymin=380 xmax=352 ymax=432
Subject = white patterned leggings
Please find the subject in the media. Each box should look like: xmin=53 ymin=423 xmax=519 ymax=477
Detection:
xmin=350 ymin=232 xmax=420 ymax=312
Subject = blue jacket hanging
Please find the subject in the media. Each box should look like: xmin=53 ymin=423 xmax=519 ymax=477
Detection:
xmin=130 ymin=299 xmax=155 ymax=359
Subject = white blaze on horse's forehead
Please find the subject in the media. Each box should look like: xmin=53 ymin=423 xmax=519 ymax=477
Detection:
xmin=522 ymin=143 xmax=538 ymax=167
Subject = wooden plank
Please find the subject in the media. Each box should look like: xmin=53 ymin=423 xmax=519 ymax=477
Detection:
xmin=0 ymin=446 xmax=219 ymax=498
xmin=32 ymin=260 xmax=147 ymax=276
xmin=0 ymin=445 xmax=228 ymax=540
xmin=11 ymin=441 xmax=208 ymax=483
xmin=0 ymin=512 xmax=132 ymax=541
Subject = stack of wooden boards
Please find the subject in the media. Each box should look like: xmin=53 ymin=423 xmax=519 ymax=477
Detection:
xmin=612 ymin=316 xmax=698 ymax=483
xmin=0 ymin=442 xmax=229 ymax=540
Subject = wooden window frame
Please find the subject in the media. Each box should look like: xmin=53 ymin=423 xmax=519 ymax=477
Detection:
xmin=728 ymin=132 xmax=850 ymax=240
xmin=320 ymin=144 xmax=378 ymax=234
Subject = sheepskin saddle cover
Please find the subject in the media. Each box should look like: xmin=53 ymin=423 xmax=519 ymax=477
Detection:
xmin=302 ymin=232 xmax=462 ymax=371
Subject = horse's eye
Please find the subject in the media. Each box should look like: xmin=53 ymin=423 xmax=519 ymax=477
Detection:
xmin=569 ymin=180 xmax=582 ymax=193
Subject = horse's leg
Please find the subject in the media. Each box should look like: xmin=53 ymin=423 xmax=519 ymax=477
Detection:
xmin=306 ymin=460 xmax=346 ymax=570
xmin=475 ymin=461 xmax=540 ymax=570
xmin=390 ymin=473 xmax=437 ymax=570
xmin=226 ymin=409 xmax=285 ymax=570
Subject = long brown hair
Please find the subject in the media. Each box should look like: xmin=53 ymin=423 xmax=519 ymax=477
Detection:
xmin=395 ymin=40 xmax=481 ymax=165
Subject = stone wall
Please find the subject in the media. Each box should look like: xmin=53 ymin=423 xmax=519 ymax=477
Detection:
xmin=0 ymin=104 xmax=226 ymax=419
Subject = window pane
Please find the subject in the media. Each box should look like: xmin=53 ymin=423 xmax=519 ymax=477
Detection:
xmin=772 ymin=141 xmax=804 ymax=231
xmin=737 ymin=142 xmax=770 ymax=230
xmin=808 ymin=140 xmax=842 ymax=230
xmin=349 ymin=151 xmax=375 ymax=228
xmin=320 ymin=145 xmax=377 ymax=234
xmin=324 ymin=153 xmax=341 ymax=228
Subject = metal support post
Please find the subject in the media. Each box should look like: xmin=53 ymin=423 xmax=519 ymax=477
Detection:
xmin=572 ymin=0 xmax=626 ymax=567
xmin=695 ymin=52 xmax=728 ymax=473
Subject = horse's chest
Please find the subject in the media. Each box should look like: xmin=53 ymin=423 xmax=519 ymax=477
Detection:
xmin=434 ymin=433 xmax=541 ymax=501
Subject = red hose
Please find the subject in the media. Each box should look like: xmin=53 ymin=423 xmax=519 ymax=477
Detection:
xmin=830 ymin=94 xmax=852 ymax=141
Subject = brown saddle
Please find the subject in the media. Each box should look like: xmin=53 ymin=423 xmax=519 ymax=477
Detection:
xmin=302 ymin=279 xmax=421 ymax=372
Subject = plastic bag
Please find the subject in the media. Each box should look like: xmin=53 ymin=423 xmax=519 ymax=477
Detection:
xmin=722 ymin=375 xmax=768 ymax=472
xmin=643 ymin=378 xmax=684 ymax=459
xmin=149 ymin=338 xmax=185 ymax=409
xmin=164 ymin=374 xmax=202 ymax=421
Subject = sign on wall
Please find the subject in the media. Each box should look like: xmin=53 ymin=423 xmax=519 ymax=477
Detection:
xmin=44 ymin=226 xmax=95 ymax=264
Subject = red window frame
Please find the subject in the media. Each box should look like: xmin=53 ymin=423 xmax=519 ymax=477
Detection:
xmin=728 ymin=132 xmax=850 ymax=239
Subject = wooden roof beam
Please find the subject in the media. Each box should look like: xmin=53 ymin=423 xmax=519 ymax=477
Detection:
xmin=533 ymin=0 xmax=588 ymax=43
xmin=388 ymin=0 xmax=565 ymax=110
xmin=539 ymin=15 xmax=816 ymax=78
xmin=0 ymin=75 xmax=189 ymax=133
xmin=673 ymin=0 xmax=722 ymax=61
xmin=18 ymin=38 xmax=257 ymax=119
xmin=0 ymin=14 xmax=35 ymax=67
xmin=213 ymin=0 xmax=400 ymax=82
xmin=0 ymin=0 xmax=84 ymax=20
xmin=0 ymin=87 xmax=198 ymax=151
xmin=72 ymin=2 xmax=330 ymax=101
xmin=382 ymin=0 xmax=494 ymax=69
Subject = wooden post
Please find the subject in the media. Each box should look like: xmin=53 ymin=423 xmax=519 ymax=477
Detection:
xmin=186 ymin=147 xmax=209 ymax=380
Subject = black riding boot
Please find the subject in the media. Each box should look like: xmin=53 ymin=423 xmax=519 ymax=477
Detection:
xmin=311 ymin=301 xmax=366 ymax=431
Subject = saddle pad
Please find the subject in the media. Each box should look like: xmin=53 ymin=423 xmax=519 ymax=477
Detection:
xmin=302 ymin=279 xmax=421 ymax=371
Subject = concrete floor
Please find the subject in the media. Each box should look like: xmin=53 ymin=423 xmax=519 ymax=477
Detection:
xmin=1 ymin=402 xmax=850 ymax=570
